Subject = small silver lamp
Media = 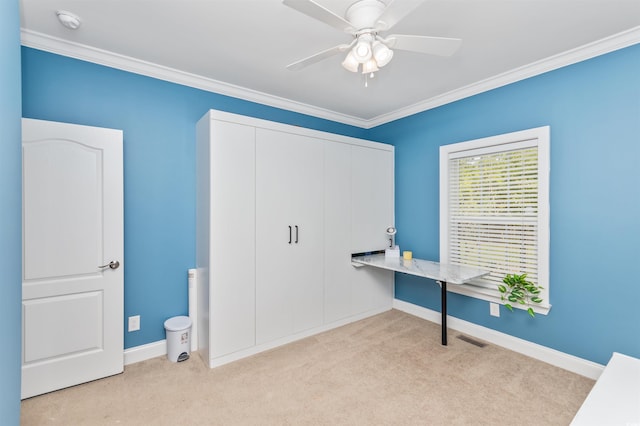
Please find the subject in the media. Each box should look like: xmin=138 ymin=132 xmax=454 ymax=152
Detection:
xmin=385 ymin=226 xmax=397 ymax=248
xmin=385 ymin=226 xmax=400 ymax=258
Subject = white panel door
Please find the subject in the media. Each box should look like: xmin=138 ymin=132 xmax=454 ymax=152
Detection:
xmin=255 ymin=128 xmax=324 ymax=344
xmin=21 ymin=118 xmax=123 ymax=399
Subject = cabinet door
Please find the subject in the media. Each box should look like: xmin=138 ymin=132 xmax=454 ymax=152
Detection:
xmin=351 ymin=146 xmax=395 ymax=314
xmin=351 ymin=146 xmax=395 ymax=252
xmin=209 ymin=120 xmax=256 ymax=358
xmin=324 ymin=142 xmax=354 ymax=323
xmin=255 ymin=129 xmax=324 ymax=344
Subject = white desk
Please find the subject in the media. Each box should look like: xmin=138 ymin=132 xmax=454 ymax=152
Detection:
xmin=351 ymin=253 xmax=489 ymax=345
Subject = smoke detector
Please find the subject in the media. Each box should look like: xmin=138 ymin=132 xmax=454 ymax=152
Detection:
xmin=56 ymin=10 xmax=82 ymax=30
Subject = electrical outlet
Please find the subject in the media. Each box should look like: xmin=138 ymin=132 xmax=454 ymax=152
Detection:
xmin=490 ymin=303 xmax=500 ymax=317
xmin=128 ymin=315 xmax=140 ymax=332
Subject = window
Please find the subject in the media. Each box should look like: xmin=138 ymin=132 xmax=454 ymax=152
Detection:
xmin=440 ymin=126 xmax=550 ymax=314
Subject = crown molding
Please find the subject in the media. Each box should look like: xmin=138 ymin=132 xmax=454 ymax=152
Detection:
xmin=367 ymin=26 xmax=640 ymax=127
xmin=21 ymin=26 xmax=640 ymax=130
xmin=20 ymin=29 xmax=369 ymax=128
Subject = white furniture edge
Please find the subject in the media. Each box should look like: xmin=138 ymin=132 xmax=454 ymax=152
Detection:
xmin=20 ymin=27 xmax=640 ymax=129
xmin=393 ymin=299 xmax=604 ymax=380
xmin=571 ymin=352 xmax=640 ymax=425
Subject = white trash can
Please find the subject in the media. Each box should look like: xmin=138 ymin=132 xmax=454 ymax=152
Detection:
xmin=164 ymin=316 xmax=192 ymax=362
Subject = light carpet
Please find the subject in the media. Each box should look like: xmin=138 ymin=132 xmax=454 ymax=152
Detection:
xmin=21 ymin=310 xmax=594 ymax=425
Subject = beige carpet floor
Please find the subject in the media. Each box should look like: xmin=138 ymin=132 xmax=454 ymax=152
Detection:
xmin=21 ymin=310 xmax=594 ymax=425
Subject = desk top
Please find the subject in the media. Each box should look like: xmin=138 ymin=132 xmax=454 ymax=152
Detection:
xmin=351 ymin=253 xmax=489 ymax=285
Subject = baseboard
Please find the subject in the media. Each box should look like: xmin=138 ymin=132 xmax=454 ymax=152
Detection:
xmin=393 ymin=299 xmax=605 ymax=380
xmin=207 ymin=305 xmax=393 ymax=368
xmin=124 ymin=340 xmax=167 ymax=365
xmin=122 ymin=301 xmax=602 ymax=380
xmin=122 ymin=306 xmax=392 ymax=367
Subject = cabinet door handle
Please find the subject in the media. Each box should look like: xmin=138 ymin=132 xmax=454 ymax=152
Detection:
xmin=288 ymin=225 xmax=292 ymax=244
xmin=295 ymin=225 xmax=299 ymax=244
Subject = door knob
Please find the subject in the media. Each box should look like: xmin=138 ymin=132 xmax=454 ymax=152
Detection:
xmin=98 ymin=260 xmax=120 ymax=270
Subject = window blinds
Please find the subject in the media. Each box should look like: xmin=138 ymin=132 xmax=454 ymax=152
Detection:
xmin=448 ymin=145 xmax=539 ymax=290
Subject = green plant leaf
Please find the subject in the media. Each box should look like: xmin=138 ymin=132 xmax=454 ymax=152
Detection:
xmin=500 ymin=273 xmax=543 ymax=318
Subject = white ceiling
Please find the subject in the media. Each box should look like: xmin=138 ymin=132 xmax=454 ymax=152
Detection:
xmin=19 ymin=0 xmax=640 ymax=128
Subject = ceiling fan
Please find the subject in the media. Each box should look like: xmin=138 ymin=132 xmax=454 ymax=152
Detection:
xmin=283 ymin=0 xmax=462 ymax=80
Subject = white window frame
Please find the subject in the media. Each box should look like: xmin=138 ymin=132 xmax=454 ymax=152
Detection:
xmin=440 ymin=126 xmax=550 ymax=315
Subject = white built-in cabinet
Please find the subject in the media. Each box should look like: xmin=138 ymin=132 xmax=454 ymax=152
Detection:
xmin=196 ymin=110 xmax=394 ymax=368
xmin=255 ymin=129 xmax=325 ymax=344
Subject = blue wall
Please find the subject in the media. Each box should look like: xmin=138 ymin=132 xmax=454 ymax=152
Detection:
xmin=369 ymin=44 xmax=640 ymax=365
xmin=20 ymin=42 xmax=640 ymax=367
xmin=21 ymin=47 xmax=368 ymax=349
xmin=0 ymin=0 xmax=22 ymax=423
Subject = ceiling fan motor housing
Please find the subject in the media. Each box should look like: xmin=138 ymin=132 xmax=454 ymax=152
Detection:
xmin=346 ymin=0 xmax=386 ymax=31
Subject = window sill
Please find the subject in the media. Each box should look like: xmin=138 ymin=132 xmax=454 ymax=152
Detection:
xmin=447 ymin=283 xmax=551 ymax=316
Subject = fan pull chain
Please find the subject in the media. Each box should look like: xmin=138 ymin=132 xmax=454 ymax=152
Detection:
xmin=364 ymin=72 xmax=376 ymax=88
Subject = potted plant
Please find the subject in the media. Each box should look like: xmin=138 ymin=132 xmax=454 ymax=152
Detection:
xmin=498 ymin=273 xmax=543 ymax=317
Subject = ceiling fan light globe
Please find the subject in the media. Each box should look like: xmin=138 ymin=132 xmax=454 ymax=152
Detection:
xmin=352 ymin=41 xmax=372 ymax=63
xmin=372 ymin=41 xmax=393 ymax=67
xmin=342 ymin=51 xmax=360 ymax=73
xmin=362 ymin=58 xmax=379 ymax=74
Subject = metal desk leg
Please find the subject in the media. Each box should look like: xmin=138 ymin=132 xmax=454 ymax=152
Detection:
xmin=441 ymin=281 xmax=447 ymax=345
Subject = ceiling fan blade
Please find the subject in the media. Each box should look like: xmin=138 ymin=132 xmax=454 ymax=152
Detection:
xmin=385 ymin=35 xmax=462 ymax=57
xmin=286 ymin=44 xmax=351 ymax=71
xmin=374 ymin=0 xmax=426 ymax=31
xmin=283 ymin=0 xmax=354 ymax=33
